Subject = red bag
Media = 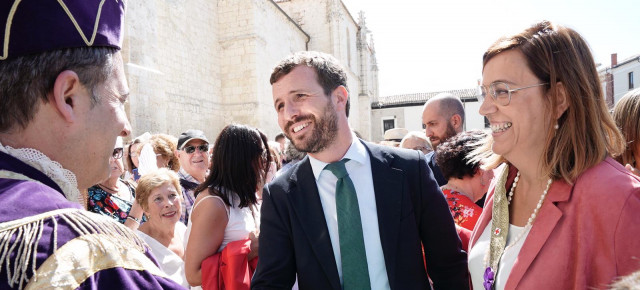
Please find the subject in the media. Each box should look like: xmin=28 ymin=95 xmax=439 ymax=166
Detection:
xmin=201 ymin=239 xmax=259 ymax=290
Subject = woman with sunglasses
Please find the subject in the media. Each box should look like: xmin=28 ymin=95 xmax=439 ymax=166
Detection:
xmin=88 ymin=137 xmax=145 ymax=230
xmin=184 ymin=124 xmax=271 ymax=288
xmin=467 ymin=21 xmax=640 ymax=289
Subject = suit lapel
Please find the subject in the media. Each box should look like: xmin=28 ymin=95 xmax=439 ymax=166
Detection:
xmin=506 ymin=180 xmax=571 ymax=289
xmin=364 ymin=143 xmax=403 ymax=286
xmin=288 ymin=158 xmax=341 ymax=290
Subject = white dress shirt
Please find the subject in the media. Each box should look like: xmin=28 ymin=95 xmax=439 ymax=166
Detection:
xmin=308 ymin=135 xmax=390 ymax=290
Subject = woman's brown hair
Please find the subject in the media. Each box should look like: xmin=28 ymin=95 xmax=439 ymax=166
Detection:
xmin=613 ymin=88 xmax=640 ymax=167
xmin=481 ymin=20 xmax=624 ymax=183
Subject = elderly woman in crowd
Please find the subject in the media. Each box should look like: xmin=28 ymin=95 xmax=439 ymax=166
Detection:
xmin=135 ymin=133 xmax=181 ymax=176
xmin=149 ymin=133 xmax=181 ymax=172
xmin=613 ymin=88 xmax=640 ymax=176
xmin=435 ymin=130 xmax=489 ymax=231
xmin=135 ymin=168 xmax=188 ymax=288
xmin=184 ymin=124 xmax=271 ymax=288
xmin=88 ymin=137 xmax=144 ymax=230
xmin=467 ymin=21 xmax=640 ymax=289
xmin=400 ymin=131 xmax=433 ymax=155
xmin=277 ymin=141 xmax=306 ymax=177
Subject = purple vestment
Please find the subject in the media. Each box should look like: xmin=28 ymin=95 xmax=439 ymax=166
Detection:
xmin=0 ymin=151 xmax=186 ymax=289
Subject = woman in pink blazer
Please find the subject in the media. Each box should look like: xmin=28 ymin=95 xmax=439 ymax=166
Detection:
xmin=468 ymin=20 xmax=640 ymax=289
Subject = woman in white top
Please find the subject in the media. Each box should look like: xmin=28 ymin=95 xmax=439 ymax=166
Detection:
xmin=184 ymin=124 xmax=272 ymax=288
xmin=135 ymin=168 xmax=188 ymax=288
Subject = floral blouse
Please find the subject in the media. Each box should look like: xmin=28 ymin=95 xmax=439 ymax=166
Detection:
xmin=88 ymin=181 xmax=138 ymax=224
xmin=441 ymin=188 xmax=482 ymax=231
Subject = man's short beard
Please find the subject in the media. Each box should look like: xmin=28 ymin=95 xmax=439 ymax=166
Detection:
xmin=433 ymin=122 xmax=458 ymax=151
xmin=286 ymin=101 xmax=338 ymax=154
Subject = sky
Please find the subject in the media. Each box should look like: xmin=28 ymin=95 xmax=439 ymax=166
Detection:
xmin=342 ymin=0 xmax=640 ymax=97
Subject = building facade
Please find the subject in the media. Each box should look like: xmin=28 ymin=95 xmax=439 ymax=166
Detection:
xmin=122 ymin=0 xmax=379 ymax=141
xmin=600 ymin=53 xmax=640 ymax=107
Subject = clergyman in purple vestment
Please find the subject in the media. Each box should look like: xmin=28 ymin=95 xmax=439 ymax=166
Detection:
xmin=0 ymin=1 xmax=185 ymax=289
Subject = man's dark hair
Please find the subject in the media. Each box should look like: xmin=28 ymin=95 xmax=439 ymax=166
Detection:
xmin=0 ymin=47 xmax=117 ymax=132
xmin=275 ymin=132 xmax=285 ymax=142
xmin=270 ymin=51 xmax=350 ymax=117
xmin=436 ymin=130 xmax=487 ymax=180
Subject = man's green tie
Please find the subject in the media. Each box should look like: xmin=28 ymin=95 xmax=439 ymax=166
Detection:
xmin=324 ymin=158 xmax=371 ymax=290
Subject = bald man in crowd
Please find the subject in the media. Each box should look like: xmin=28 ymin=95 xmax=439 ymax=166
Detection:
xmin=421 ymin=93 xmax=465 ymax=185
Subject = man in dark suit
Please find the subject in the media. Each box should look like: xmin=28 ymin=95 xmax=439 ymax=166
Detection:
xmin=252 ymin=51 xmax=468 ymax=289
xmin=421 ymin=93 xmax=465 ymax=186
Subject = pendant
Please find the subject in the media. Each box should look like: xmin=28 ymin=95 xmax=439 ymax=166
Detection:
xmin=483 ymin=267 xmax=495 ymax=290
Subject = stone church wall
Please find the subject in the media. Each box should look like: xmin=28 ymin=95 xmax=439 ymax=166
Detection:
xmin=123 ymin=0 xmax=222 ymax=140
xmin=122 ymin=0 xmax=376 ymax=142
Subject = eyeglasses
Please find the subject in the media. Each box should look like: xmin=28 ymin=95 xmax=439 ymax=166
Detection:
xmin=182 ymin=144 xmax=209 ymax=154
xmin=111 ymin=147 xmax=124 ymax=159
xmin=478 ymin=82 xmax=548 ymax=106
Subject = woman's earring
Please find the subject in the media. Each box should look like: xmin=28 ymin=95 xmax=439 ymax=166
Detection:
xmin=554 ymin=123 xmax=559 ymax=130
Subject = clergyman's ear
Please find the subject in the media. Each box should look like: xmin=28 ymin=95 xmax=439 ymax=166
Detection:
xmin=50 ymin=70 xmax=84 ymax=123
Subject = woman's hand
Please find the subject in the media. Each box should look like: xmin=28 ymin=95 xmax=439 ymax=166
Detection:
xmin=248 ymin=231 xmax=259 ymax=260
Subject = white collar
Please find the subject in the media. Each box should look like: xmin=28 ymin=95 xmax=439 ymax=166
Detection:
xmin=0 ymin=142 xmax=83 ymax=208
xmin=308 ymin=133 xmax=368 ymax=181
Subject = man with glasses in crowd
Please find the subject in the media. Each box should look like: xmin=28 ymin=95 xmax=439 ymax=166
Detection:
xmin=421 ymin=93 xmax=465 ymax=185
xmin=175 ymin=129 xmax=210 ymax=224
xmin=0 ymin=1 xmax=182 ymax=288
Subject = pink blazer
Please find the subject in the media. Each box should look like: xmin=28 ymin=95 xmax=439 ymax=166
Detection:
xmin=469 ymin=158 xmax=640 ymax=289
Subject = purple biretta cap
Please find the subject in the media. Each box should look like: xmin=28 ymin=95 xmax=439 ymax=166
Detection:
xmin=0 ymin=0 xmax=125 ymax=61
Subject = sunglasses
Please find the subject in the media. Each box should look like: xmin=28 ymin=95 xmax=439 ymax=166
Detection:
xmin=111 ymin=147 xmax=124 ymax=159
xmin=183 ymin=144 xmax=209 ymax=154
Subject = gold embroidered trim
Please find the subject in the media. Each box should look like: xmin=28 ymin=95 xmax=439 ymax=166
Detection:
xmin=0 ymin=170 xmax=39 ymax=187
xmin=25 ymin=233 xmax=166 ymax=290
xmin=57 ymin=0 xmax=106 ymax=46
xmin=1 ymin=0 xmax=21 ymax=60
xmin=1 ymin=0 xmax=108 ymax=60
xmin=0 ymin=209 xmax=148 ymax=289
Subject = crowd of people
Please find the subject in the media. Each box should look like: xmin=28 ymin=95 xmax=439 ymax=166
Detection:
xmin=1 ymin=1 xmax=639 ymax=290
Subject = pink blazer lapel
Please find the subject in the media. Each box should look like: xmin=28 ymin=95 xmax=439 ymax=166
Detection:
xmin=504 ymin=180 xmax=573 ymax=289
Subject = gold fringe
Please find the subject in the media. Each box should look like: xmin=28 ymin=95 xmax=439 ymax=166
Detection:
xmin=0 ymin=208 xmax=147 ymax=289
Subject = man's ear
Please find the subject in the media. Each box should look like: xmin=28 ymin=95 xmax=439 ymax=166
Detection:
xmin=554 ymin=82 xmax=570 ymax=119
xmin=450 ymin=114 xmax=463 ymax=129
xmin=332 ymin=85 xmax=349 ymax=111
xmin=50 ymin=70 xmax=85 ymax=123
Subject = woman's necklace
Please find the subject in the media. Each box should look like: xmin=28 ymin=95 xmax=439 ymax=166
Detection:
xmin=483 ymin=167 xmax=553 ymax=290
xmin=98 ymin=182 xmax=119 ymax=193
xmin=98 ymin=180 xmax=132 ymax=201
